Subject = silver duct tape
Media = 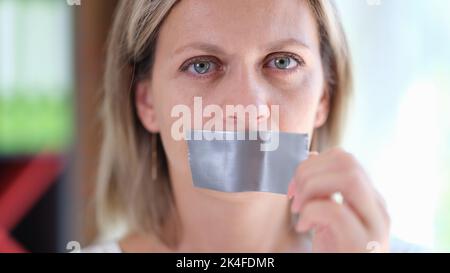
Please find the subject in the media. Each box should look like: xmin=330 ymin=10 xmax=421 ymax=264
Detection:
xmin=187 ymin=131 xmax=309 ymax=195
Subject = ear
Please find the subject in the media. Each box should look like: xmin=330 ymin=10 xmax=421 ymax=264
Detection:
xmin=135 ymin=79 xmax=160 ymax=133
xmin=314 ymin=88 xmax=330 ymax=128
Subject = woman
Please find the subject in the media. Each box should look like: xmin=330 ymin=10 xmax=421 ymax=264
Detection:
xmin=84 ymin=0 xmax=419 ymax=252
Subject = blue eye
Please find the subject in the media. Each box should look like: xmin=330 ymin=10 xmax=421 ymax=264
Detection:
xmin=193 ymin=61 xmax=211 ymax=74
xmin=265 ymin=54 xmax=303 ymax=70
xmin=181 ymin=57 xmax=220 ymax=76
xmin=275 ymin=57 xmax=291 ymax=69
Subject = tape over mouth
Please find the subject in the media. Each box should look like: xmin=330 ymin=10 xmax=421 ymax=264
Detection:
xmin=187 ymin=130 xmax=309 ymax=195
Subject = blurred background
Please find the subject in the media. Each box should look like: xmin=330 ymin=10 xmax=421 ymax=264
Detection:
xmin=0 ymin=0 xmax=449 ymax=252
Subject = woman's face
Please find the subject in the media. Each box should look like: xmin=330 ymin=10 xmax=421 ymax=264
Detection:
xmin=137 ymin=0 xmax=329 ymax=176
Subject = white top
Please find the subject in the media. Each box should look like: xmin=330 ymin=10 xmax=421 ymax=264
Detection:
xmin=82 ymin=241 xmax=122 ymax=253
xmin=82 ymin=237 xmax=428 ymax=253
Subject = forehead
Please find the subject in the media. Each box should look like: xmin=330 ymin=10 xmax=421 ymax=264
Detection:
xmin=158 ymin=0 xmax=320 ymax=54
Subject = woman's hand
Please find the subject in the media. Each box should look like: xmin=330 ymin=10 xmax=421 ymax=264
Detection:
xmin=287 ymin=148 xmax=390 ymax=252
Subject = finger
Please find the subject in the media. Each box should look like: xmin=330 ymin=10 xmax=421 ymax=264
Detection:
xmin=287 ymin=151 xmax=319 ymax=200
xmin=291 ymin=152 xmax=335 ymax=212
xmin=373 ymin=188 xmax=391 ymax=229
xmin=295 ymin=200 xmax=366 ymax=247
xmin=292 ymin=149 xmax=342 ymax=196
xmin=293 ymin=170 xmax=383 ymax=232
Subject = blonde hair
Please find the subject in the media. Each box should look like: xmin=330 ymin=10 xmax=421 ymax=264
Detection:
xmin=96 ymin=0 xmax=352 ymax=245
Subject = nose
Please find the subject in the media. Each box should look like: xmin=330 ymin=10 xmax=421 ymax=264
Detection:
xmin=219 ymin=61 xmax=272 ymax=130
xmin=224 ymin=61 xmax=267 ymax=105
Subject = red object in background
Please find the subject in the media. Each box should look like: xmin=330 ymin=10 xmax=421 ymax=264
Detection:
xmin=0 ymin=228 xmax=26 ymax=253
xmin=0 ymin=154 xmax=63 ymax=253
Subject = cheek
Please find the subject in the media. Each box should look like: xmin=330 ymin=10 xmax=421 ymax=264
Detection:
xmin=275 ymin=71 xmax=324 ymax=134
xmin=152 ymin=79 xmax=194 ymax=173
xmin=152 ymin=72 xmax=198 ymax=129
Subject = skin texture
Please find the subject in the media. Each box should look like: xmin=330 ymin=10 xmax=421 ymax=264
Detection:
xmin=125 ymin=0 xmax=390 ymax=252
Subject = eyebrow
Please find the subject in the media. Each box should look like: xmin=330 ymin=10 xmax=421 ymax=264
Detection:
xmin=173 ymin=38 xmax=310 ymax=56
xmin=264 ymin=38 xmax=311 ymax=52
xmin=174 ymin=42 xmax=227 ymax=56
